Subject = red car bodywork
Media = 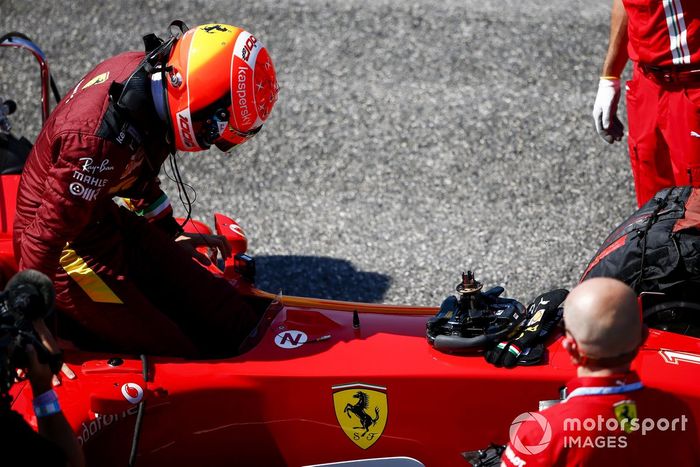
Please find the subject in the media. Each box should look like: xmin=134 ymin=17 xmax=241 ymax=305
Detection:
xmin=4 ymin=33 xmax=698 ymax=467
xmin=0 ymin=173 xmax=698 ymax=466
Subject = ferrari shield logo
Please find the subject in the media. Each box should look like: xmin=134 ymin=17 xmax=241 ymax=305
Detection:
xmin=332 ymin=383 xmax=388 ymax=449
xmin=613 ymin=399 xmax=638 ymax=434
xmin=82 ymin=72 xmax=110 ymax=90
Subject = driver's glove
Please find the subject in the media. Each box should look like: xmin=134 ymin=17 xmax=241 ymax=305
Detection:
xmin=485 ymin=289 xmax=568 ymax=368
xmin=593 ymin=78 xmax=624 ymax=144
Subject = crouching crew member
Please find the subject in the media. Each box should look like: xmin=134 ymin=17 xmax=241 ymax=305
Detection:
xmin=502 ymin=278 xmax=700 ymax=466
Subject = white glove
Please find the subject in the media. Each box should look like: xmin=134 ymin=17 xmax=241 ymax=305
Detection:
xmin=592 ymin=78 xmax=624 ymax=144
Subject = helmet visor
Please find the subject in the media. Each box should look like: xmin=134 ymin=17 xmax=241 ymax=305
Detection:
xmin=193 ymin=103 xmax=263 ymax=152
xmin=213 ymin=124 xmax=263 ymax=152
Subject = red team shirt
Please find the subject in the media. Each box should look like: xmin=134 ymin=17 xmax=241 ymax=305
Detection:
xmin=502 ymin=372 xmax=700 ymax=466
xmin=624 ymin=0 xmax=700 ymax=66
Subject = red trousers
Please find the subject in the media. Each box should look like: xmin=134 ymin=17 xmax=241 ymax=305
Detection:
xmin=54 ymin=205 xmax=258 ymax=357
xmin=626 ymin=63 xmax=700 ymax=206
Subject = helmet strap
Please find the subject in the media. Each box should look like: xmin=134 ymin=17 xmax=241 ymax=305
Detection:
xmin=167 ymin=20 xmax=189 ymax=36
xmin=159 ymin=64 xmax=173 ymax=146
xmin=143 ymin=33 xmax=164 ymax=54
xmin=139 ymin=21 xmax=189 ymax=148
xmin=149 ymin=74 xmax=167 ymax=122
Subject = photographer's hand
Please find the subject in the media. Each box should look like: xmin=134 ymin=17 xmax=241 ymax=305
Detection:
xmin=27 ymin=344 xmax=85 ymax=467
xmin=27 ymin=343 xmax=54 ymax=394
xmin=31 ymin=318 xmax=64 ymax=386
xmin=33 ymin=318 xmax=60 ymax=354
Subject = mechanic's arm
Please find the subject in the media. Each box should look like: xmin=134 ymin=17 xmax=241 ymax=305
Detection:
xmin=27 ymin=341 xmax=85 ymax=467
xmin=602 ymin=0 xmax=629 ymax=79
xmin=593 ymin=0 xmax=628 ymax=144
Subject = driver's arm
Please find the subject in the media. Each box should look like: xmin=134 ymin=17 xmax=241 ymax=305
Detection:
xmin=116 ymin=177 xmax=183 ymax=239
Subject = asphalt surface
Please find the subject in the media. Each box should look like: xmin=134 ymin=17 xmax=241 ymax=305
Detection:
xmin=0 ymin=0 xmax=634 ymax=307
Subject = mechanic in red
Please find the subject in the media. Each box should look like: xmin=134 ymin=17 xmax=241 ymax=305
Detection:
xmin=13 ymin=22 xmax=279 ymax=356
xmin=593 ymin=0 xmax=700 ymax=206
xmin=502 ymin=278 xmax=700 ymax=467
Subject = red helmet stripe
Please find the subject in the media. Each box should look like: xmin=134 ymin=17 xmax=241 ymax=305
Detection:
xmin=231 ymin=31 xmax=262 ymax=132
xmin=182 ymin=28 xmax=200 ymax=150
xmin=168 ymin=28 xmax=201 ymax=151
xmin=233 ymin=30 xmax=263 ymax=69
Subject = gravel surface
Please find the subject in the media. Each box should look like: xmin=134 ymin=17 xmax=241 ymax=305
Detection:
xmin=0 ymin=0 xmax=635 ymax=306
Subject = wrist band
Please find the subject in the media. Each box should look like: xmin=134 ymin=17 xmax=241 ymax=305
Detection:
xmin=34 ymin=389 xmax=58 ymax=405
xmin=600 ymin=76 xmax=620 ymax=80
xmin=33 ymin=389 xmax=61 ymax=418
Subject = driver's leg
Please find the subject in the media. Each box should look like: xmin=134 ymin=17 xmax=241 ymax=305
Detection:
xmin=120 ymin=211 xmax=259 ymax=357
xmin=54 ymin=246 xmax=199 ymax=357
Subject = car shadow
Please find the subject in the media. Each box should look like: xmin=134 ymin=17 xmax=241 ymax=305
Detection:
xmin=254 ymin=255 xmax=391 ymax=303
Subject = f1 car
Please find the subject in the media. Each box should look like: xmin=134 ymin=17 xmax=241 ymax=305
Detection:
xmin=2 ymin=33 xmax=700 ymax=467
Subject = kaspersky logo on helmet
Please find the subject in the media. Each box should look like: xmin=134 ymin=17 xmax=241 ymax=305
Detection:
xmin=176 ymin=109 xmax=197 ymax=150
xmin=236 ymin=68 xmax=252 ymax=126
xmin=233 ymin=31 xmax=263 ymax=131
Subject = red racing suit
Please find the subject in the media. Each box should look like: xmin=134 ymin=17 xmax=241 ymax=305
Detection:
xmin=13 ymin=52 xmax=257 ymax=356
xmin=623 ymin=0 xmax=700 ymax=206
xmin=502 ymin=372 xmax=700 ymax=466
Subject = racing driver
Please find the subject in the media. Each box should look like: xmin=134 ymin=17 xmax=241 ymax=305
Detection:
xmin=13 ymin=22 xmax=279 ymax=356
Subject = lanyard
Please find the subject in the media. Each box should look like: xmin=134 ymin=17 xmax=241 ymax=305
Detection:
xmin=565 ymin=381 xmax=644 ymax=400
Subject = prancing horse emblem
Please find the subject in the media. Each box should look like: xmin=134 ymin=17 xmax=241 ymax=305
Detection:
xmin=203 ymin=25 xmax=229 ymax=34
xmin=344 ymin=391 xmax=380 ymax=436
xmin=332 ymin=383 xmax=388 ymax=449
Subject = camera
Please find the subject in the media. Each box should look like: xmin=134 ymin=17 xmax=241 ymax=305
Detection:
xmin=0 ymin=269 xmax=61 ymax=408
